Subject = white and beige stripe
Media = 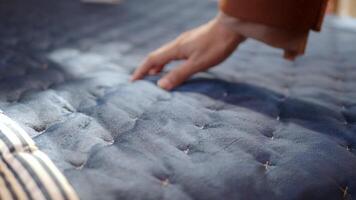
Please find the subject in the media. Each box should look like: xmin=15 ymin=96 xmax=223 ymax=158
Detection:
xmin=0 ymin=112 xmax=79 ymax=200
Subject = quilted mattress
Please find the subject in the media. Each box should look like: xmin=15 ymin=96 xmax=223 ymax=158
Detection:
xmin=1 ymin=0 xmax=356 ymax=199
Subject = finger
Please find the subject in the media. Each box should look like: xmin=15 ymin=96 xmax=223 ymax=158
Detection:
xmin=157 ymin=59 xmax=197 ymax=90
xmin=130 ymin=55 xmax=159 ymax=81
xmin=148 ymin=68 xmax=159 ymax=75
xmin=131 ymin=41 xmax=180 ymax=81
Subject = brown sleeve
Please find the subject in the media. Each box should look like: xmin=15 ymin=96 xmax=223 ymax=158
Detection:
xmin=219 ymin=0 xmax=328 ymax=32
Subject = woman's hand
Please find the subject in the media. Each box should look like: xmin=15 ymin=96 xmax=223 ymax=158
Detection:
xmin=131 ymin=14 xmax=246 ymax=90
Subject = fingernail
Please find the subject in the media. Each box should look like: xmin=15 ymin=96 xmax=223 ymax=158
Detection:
xmin=130 ymin=76 xmax=136 ymax=82
xmin=158 ymin=78 xmax=173 ymax=90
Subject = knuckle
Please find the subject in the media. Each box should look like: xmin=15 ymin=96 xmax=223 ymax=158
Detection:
xmin=181 ymin=30 xmax=191 ymax=37
xmin=176 ymin=32 xmax=189 ymax=41
xmin=147 ymin=53 xmax=156 ymax=60
xmin=145 ymin=53 xmax=157 ymax=64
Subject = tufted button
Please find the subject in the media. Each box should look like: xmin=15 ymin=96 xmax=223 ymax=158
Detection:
xmin=346 ymin=145 xmax=351 ymax=152
xmin=104 ymin=139 xmax=115 ymax=145
xmin=340 ymin=186 xmax=349 ymax=199
xmin=76 ymin=164 xmax=84 ymax=170
xmin=157 ymin=95 xmax=172 ymax=102
xmin=41 ymin=63 xmax=48 ymax=70
xmin=264 ymin=128 xmax=275 ymax=140
xmin=207 ymin=106 xmax=221 ymax=112
xmin=71 ymin=161 xmax=85 ymax=170
xmin=160 ymin=178 xmax=170 ymax=187
xmin=282 ymin=83 xmax=290 ymax=89
xmin=333 ymin=76 xmax=342 ymax=81
xmin=263 ymin=161 xmax=271 ymax=170
xmin=195 ymin=123 xmax=208 ymax=130
xmin=283 ymin=88 xmax=290 ymax=96
xmin=76 ymin=163 xmax=85 ymax=170
xmin=341 ymin=105 xmax=347 ymax=111
xmin=33 ymin=125 xmax=47 ymax=134
xmin=178 ymin=145 xmax=190 ymax=155
xmin=334 ymin=77 xmax=342 ymax=82
xmin=223 ymin=92 xmax=228 ymax=97
xmin=129 ymin=115 xmax=139 ymax=123
xmin=278 ymin=95 xmax=287 ymax=102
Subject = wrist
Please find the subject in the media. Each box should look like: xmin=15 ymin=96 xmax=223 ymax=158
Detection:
xmin=215 ymin=12 xmax=246 ymax=42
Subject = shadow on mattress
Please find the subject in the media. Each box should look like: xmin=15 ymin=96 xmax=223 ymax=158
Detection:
xmin=171 ymin=78 xmax=355 ymax=148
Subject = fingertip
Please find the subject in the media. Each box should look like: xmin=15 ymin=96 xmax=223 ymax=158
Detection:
xmin=129 ymin=76 xmax=136 ymax=82
xmin=130 ymin=72 xmax=140 ymax=81
xmin=158 ymin=78 xmax=173 ymax=91
xmin=131 ymin=67 xmax=146 ymax=81
xmin=130 ymin=61 xmax=153 ymax=82
xmin=148 ymin=69 xmax=158 ymax=75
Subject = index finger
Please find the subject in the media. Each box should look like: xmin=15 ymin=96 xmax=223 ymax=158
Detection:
xmin=131 ymin=41 xmax=181 ymax=81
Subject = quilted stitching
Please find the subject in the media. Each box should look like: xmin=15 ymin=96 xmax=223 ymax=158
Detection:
xmin=0 ymin=0 xmax=356 ymax=199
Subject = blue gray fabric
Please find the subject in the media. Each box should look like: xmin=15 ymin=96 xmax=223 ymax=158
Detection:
xmin=0 ymin=0 xmax=356 ymax=199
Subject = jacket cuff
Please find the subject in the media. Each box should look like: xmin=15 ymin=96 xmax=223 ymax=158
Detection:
xmin=217 ymin=12 xmax=309 ymax=60
xmin=219 ymin=0 xmax=328 ymax=32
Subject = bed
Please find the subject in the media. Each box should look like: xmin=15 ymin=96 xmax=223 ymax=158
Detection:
xmin=1 ymin=0 xmax=356 ymax=199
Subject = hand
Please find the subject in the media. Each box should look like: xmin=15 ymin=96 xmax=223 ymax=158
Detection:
xmin=131 ymin=14 xmax=246 ymax=90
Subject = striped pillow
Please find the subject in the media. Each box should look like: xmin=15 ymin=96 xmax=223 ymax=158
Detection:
xmin=0 ymin=112 xmax=79 ymax=200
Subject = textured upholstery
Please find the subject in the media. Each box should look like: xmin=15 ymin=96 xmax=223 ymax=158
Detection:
xmin=1 ymin=0 xmax=356 ymax=199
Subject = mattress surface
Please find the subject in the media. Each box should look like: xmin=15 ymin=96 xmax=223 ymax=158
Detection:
xmin=1 ymin=0 xmax=356 ymax=199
